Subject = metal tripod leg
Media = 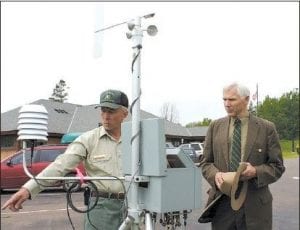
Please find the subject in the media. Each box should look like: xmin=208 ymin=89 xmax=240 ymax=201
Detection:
xmin=145 ymin=212 xmax=154 ymax=230
xmin=118 ymin=216 xmax=134 ymax=230
xmin=119 ymin=212 xmax=154 ymax=230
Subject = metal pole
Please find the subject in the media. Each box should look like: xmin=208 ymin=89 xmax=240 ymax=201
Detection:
xmin=128 ymin=16 xmax=143 ymax=229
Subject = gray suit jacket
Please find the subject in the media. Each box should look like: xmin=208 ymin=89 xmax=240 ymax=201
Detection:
xmin=201 ymin=114 xmax=285 ymax=230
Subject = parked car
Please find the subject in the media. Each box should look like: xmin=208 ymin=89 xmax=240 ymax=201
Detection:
xmin=165 ymin=142 xmax=174 ymax=148
xmin=0 ymin=144 xmax=85 ymax=191
xmin=181 ymin=147 xmax=199 ymax=163
xmin=179 ymin=142 xmax=204 ymax=161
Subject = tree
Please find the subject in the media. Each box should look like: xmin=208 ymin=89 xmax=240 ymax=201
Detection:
xmin=185 ymin=118 xmax=212 ymax=127
xmin=49 ymin=79 xmax=69 ymax=103
xmin=258 ymin=89 xmax=299 ymax=150
xmin=160 ymin=102 xmax=179 ymax=123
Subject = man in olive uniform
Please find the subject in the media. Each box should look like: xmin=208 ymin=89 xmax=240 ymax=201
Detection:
xmin=2 ymin=89 xmax=129 ymax=230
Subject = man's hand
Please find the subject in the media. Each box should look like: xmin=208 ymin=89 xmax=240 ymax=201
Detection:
xmin=215 ymin=172 xmax=224 ymax=190
xmin=240 ymin=162 xmax=257 ymax=181
xmin=1 ymin=187 xmax=30 ymax=212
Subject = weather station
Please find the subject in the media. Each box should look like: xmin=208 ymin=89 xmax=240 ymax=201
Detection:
xmin=18 ymin=13 xmax=203 ymax=230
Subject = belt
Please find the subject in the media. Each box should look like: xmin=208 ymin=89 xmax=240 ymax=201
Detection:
xmin=91 ymin=191 xmax=125 ymax=200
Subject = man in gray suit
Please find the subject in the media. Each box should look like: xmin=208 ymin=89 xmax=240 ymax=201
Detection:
xmin=200 ymin=82 xmax=285 ymax=230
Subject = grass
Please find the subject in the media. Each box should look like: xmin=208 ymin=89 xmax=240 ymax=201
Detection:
xmin=280 ymin=139 xmax=299 ymax=159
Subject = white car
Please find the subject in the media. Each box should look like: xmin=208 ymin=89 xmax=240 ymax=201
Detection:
xmin=179 ymin=142 xmax=204 ymax=160
xmin=165 ymin=142 xmax=174 ymax=148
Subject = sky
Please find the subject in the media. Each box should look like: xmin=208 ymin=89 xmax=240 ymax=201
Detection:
xmin=1 ymin=2 xmax=299 ymax=126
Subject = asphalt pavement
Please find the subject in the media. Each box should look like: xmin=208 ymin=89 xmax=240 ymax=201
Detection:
xmin=1 ymin=157 xmax=299 ymax=230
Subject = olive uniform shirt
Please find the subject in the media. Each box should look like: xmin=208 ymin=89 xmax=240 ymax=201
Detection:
xmin=23 ymin=126 xmax=123 ymax=198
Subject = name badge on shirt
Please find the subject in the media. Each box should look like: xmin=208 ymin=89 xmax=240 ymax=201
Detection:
xmin=93 ymin=154 xmax=108 ymax=160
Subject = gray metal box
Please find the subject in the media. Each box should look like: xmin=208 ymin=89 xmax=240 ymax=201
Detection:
xmin=121 ymin=118 xmax=202 ymax=213
xmin=138 ymin=148 xmax=202 ymax=212
xmin=121 ymin=118 xmax=167 ymax=176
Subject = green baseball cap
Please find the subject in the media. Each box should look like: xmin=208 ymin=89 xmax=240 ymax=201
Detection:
xmin=96 ymin=89 xmax=129 ymax=109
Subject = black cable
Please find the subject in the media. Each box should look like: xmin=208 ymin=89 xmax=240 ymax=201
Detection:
xmin=66 ymin=180 xmax=99 ymax=213
xmin=30 ymin=140 xmax=35 ymax=166
xmin=66 ymin=202 xmax=76 ymax=230
xmin=87 ymin=209 xmax=98 ymax=230
xmin=65 ymin=185 xmax=98 ymax=230
xmin=67 ymin=176 xmax=127 ymax=230
xmin=131 ymin=46 xmax=142 ymax=73
xmin=65 ymin=181 xmax=100 ymax=229
xmin=113 ymin=175 xmax=128 ymax=220
xmin=129 ymin=44 xmax=142 ymax=115
xmin=85 ymin=176 xmax=127 ymax=230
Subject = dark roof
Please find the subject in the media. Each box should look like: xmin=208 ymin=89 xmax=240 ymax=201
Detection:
xmin=1 ymin=99 xmax=83 ymax=133
xmin=187 ymin=126 xmax=209 ymax=137
xmin=1 ymin=99 xmax=208 ymax=138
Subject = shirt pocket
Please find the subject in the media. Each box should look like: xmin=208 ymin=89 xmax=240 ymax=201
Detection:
xmin=88 ymin=152 xmax=113 ymax=174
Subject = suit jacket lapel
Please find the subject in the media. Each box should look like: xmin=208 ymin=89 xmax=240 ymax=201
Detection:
xmin=244 ymin=115 xmax=260 ymax=161
xmin=220 ymin=117 xmax=230 ymax=169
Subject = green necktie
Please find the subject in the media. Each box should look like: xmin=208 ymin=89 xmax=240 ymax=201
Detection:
xmin=230 ymin=118 xmax=241 ymax=171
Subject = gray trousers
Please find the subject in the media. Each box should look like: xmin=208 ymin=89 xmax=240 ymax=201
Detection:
xmin=84 ymin=197 xmax=124 ymax=230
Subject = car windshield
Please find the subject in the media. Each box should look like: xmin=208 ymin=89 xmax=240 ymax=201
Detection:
xmin=191 ymin=144 xmax=200 ymax=150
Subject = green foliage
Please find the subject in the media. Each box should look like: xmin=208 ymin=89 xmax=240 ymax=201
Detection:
xmin=257 ymin=89 xmax=299 ymax=140
xmin=280 ymin=139 xmax=299 ymax=159
xmin=186 ymin=118 xmax=212 ymax=127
